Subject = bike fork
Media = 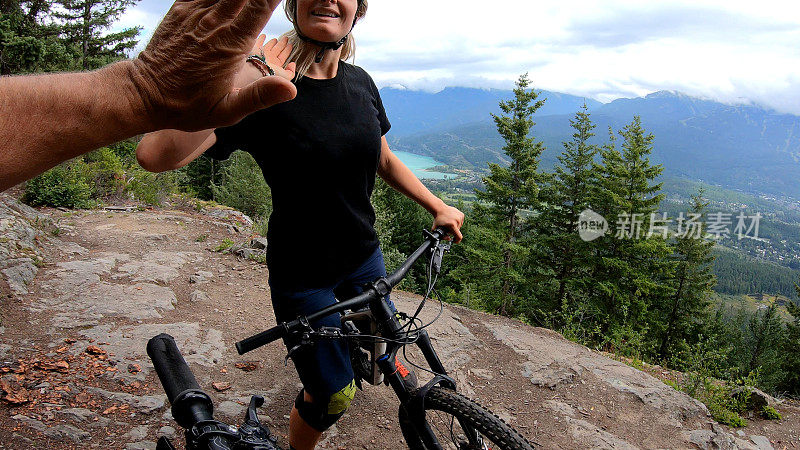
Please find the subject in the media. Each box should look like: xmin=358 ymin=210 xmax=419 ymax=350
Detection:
xmin=377 ymin=348 xmax=444 ymax=450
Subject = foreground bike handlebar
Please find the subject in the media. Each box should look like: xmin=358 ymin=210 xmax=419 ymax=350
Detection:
xmin=236 ymin=228 xmax=448 ymax=355
xmin=147 ymin=334 xmax=281 ymax=449
xmin=147 ymin=334 xmax=213 ymax=428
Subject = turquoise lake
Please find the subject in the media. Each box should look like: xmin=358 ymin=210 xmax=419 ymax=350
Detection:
xmin=393 ymin=151 xmax=453 ymax=180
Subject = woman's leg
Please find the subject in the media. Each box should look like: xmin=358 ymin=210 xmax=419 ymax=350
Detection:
xmin=288 ymin=390 xmax=320 ymax=450
xmin=333 ymin=246 xmax=393 ymax=310
xmin=269 ymin=283 xmax=355 ymax=450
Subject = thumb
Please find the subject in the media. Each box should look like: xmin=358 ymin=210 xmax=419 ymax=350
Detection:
xmin=213 ymin=76 xmax=297 ymax=125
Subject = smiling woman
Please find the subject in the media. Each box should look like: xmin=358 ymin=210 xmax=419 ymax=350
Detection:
xmin=282 ymin=0 xmax=368 ymax=77
xmin=134 ymin=1 xmax=465 ymax=449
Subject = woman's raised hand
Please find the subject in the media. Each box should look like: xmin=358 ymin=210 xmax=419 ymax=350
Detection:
xmin=252 ymin=35 xmax=297 ymax=83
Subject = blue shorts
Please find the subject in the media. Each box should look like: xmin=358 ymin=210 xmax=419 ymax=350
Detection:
xmin=268 ymin=245 xmax=391 ymax=403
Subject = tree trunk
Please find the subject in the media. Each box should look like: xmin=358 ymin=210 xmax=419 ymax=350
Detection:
xmin=658 ymin=265 xmax=685 ymax=360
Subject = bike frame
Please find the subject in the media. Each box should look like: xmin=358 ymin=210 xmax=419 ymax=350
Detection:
xmin=364 ymin=295 xmax=459 ymax=450
xmin=236 ymin=229 xmax=483 ymax=449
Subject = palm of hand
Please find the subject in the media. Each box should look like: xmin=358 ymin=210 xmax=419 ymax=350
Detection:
xmin=253 ymin=35 xmax=297 ymax=83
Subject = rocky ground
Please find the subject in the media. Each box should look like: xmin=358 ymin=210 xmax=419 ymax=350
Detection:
xmin=1 ymin=192 xmax=798 ymax=449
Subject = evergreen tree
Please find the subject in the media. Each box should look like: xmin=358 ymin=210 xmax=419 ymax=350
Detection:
xmin=778 ymin=289 xmax=800 ymax=395
xmin=475 ymin=73 xmax=545 ymax=316
xmin=655 ymin=191 xmax=716 ymax=361
xmin=533 ymin=104 xmax=599 ymax=330
xmin=211 ymin=151 xmax=271 ymax=220
xmin=741 ymin=304 xmax=785 ymax=391
xmin=53 ymin=0 xmax=140 ymax=70
xmin=371 ymin=178 xmax=431 ymax=290
xmin=447 ymin=202 xmax=510 ymax=313
xmin=590 ymin=116 xmax=669 ymax=351
xmin=180 ymin=156 xmax=220 ymax=201
xmin=0 ymin=0 xmax=75 ymax=74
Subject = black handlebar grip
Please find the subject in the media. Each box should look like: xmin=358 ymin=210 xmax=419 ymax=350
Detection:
xmin=146 ymin=334 xmax=201 ymax=404
xmin=236 ymin=325 xmax=286 ymax=355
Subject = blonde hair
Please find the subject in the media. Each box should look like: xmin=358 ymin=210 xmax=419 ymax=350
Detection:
xmin=281 ymin=0 xmax=368 ymax=81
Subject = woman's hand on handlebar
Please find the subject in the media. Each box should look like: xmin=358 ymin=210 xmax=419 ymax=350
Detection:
xmin=432 ymin=205 xmax=465 ymax=243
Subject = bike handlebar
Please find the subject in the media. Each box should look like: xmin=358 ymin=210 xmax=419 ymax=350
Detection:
xmin=147 ymin=333 xmax=202 ymax=403
xmin=235 ymin=228 xmax=448 ymax=355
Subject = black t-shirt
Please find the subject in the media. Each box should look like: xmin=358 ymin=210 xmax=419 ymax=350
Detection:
xmin=206 ymin=61 xmax=391 ymax=290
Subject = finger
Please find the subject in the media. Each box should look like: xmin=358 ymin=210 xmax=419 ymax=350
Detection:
xmin=454 ymin=227 xmax=463 ymax=243
xmin=278 ymin=41 xmax=292 ymax=62
xmin=252 ymin=34 xmax=266 ymax=53
xmin=263 ymin=37 xmax=278 ymax=53
xmin=213 ymin=76 xmax=297 ymax=126
xmin=284 ymin=61 xmax=297 ymax=79
xmin=213 ymin=0 xmax=248 ymax=21
xmin=272 ymin=36 xmax=289 ymax=57
xmin=230 ymin=0 xmax=278 ymax=40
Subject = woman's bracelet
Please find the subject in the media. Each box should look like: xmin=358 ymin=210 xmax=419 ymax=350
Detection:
xmin=246 ymin=55 xmax=275 ymax=77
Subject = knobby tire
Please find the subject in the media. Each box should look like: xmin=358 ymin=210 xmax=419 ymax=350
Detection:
xmin=399 ymin=386 xmax=536 ymax=450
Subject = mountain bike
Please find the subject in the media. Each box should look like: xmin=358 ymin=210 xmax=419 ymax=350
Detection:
xmin=149 ymin=228 xmax=536 ymax=449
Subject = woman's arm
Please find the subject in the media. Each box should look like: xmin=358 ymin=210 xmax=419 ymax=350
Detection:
xmin=376 ymin=137 xmax=465 ymax=242
xmin=136 ymin=129 xmax=218 ymax=173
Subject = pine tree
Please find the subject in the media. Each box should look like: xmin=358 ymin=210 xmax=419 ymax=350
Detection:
xmin=475 ymin=73 xmax=545 ymax=316
xmin=778 ymin=289 xmax=800 ymax=395
xmin=742 ymin=304 xmax=786 ymax=391
xmin=0 ymin=0 xmax=75 ymax=74
xmin=655 ymin=191 xmax=716 ymax=361
xmin=371 ymin=178 xmax=431 ymax=290
xmin=53 ymin=0 xmax=140 ymax=70
xmin=590 ymin=116 xmax=669 ymax=350
xmin=533 ymin=104 xmax=599 ymax=330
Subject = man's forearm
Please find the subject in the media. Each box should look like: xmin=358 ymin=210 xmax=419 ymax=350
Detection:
xmin=0 ymin=61 xmax=147 ymax=190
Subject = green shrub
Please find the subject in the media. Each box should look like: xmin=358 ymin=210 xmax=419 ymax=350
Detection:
xmin=708 ymin=402 xmax=748 ymax=427
xmin=126 ymin=166 xmax=179 ymax=206
xmin=702 ymin=380 xmax=748 ymax=427
xmin=252 ymin=216 xmax=269 ymax=237
xmin=24 ymin=161 xmax=93 ymax=208
xmin=81 ymin=147 xmax=126 ymax=199
xmin=214 ymin=239 xmax=235 ymax=252
xmin=761 ymin=405 xmax=782 ymax=420
xmin=247 ymin=252 xmax=267 ymax=264
xmin=211 ymin=151 xmax=271 ymax=220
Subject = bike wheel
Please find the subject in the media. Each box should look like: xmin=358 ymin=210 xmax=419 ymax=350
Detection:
xmin=398 ymin=387 xmax=535 ymax=450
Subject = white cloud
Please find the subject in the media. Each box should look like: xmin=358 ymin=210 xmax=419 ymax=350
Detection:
xmin=125 ymin=0 xmax=800 ymax=114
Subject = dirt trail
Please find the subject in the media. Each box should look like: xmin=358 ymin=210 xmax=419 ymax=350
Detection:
xmin=1 ymin=198 xmax=798 ymax=449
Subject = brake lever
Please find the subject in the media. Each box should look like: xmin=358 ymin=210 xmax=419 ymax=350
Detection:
xmin=284 ymin=334 xmax=310 ymax=365
xmin=284 ymin=317 xmax=315 ymax=365
xmin=430 ymin=241 xmax=451 ymax=275
xmin=284 ymin=325 xmax=346 ymax=365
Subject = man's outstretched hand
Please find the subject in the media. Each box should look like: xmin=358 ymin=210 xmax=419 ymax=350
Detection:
xmin=0 ymin=0 xmax=297 ymax=191
xmin=130 ymin=0 xmax=297 ymax=132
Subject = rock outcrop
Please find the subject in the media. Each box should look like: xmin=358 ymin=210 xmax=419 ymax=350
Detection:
xmin=0 ymin=199 xmax=795 ymax=449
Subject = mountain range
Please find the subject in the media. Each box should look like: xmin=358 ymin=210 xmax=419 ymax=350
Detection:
xmin=381 ymin=87 xmax=800 ymax=199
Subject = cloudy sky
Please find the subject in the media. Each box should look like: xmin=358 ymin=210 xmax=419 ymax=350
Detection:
xmin=120 ymin=0 xmax=800 ymax=114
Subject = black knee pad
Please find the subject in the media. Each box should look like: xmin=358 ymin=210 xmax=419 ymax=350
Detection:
xmin=294 ymin=382 xmax=356 ymax=432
